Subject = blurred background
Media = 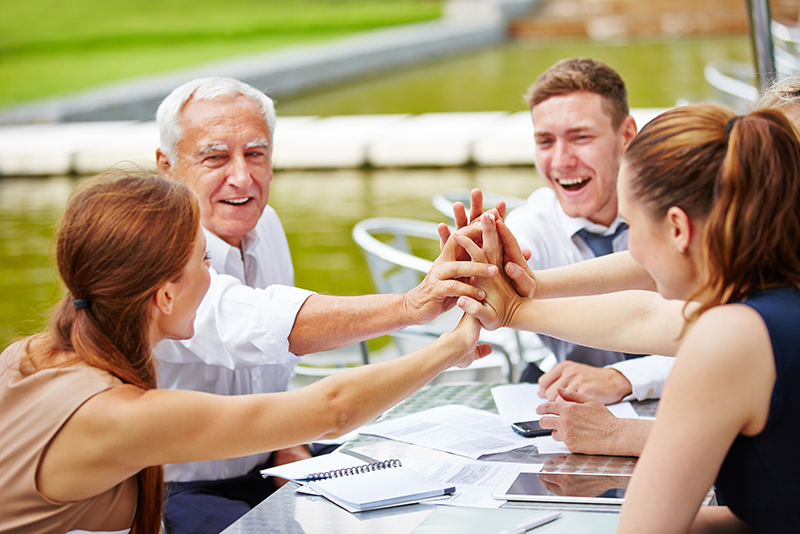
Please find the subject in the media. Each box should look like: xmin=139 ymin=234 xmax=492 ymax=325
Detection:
xmin=1 ymin=0 xmax=797 ymax=354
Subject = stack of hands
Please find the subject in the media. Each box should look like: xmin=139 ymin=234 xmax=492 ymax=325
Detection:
xmin=440 ymin=189 xmax=635 ymax=457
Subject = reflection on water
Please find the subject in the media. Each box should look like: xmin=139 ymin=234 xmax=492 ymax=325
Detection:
xmin=0 ymin=168 xmax=544 ymax=350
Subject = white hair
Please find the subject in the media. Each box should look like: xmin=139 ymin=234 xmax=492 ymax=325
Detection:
xmin=156 ymin=77 xmax=277 ymax=163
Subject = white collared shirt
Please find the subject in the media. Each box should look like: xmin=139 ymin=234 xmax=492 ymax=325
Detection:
xmin=155 ymin=206 xmax=314 ymax=482
xmin=506 ymin=187 xmax=674 ymax=401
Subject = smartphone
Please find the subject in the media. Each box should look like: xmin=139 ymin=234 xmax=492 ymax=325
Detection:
xmin=511 ymin=420 xmax=553 ymax=438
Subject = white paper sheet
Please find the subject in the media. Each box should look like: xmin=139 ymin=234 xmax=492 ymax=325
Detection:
xmin=491 ymin=383 xmax=549 ymax=425
xmin=403 ymin=458 xmax=543 ymax=509
xmin=359 ymin=405 xmax=533 ymax=459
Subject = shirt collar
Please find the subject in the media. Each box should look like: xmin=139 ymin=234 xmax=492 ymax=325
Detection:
xmin=203 ymin=225 xmax=261 ymax=273
xmin=553 ymin=201 xmax=627 ymax=237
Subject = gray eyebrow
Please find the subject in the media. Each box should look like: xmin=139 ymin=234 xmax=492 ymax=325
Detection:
xmin=245 ymin=138 xmax=269 ymax=150
xmin=198 ymin=143 xmax=229 ymax=154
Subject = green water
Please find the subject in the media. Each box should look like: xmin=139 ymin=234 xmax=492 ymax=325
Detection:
xmin=0 ymin=168 xmax=543 ymax=349
xmin=277 ymin=37 xmax=752 ymax=115
xmin=0 ymin=37 xmax=752 ymax=350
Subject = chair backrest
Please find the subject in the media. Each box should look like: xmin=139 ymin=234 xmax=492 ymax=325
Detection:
xmin=432 ymin=190 xmax=527 ymax=221
xmin=352 ymin=217 xmax=437 ymax=294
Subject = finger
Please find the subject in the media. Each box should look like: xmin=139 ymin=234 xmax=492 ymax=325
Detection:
xmin=434 ymin=258 xmax=498 ymax=280
xmin=453 ymin=202 xmax=468 ymax=230
xmin=457 ymin=296 xmax=499 ymax=330
xmin=452 ymin=233 xmax=487 ymax=263
xmin=557 ymin=387 xmax=597 ymax=404
xmin=522 ymin=248 xmax=532 ymax=261
xmin=538 ymin=415 xmax=560 ymax=431
xmin=505 ymin=262 xmax=536 ymax=299
xmin=537 ymin=364 xmax=565 ymax=394
xmin=536 ymin=401 xmax=563 ymax=417
xmin=469 ymin=188 xmax=484 ymax=223
xmin=480 ymin=212 xmax=503 ymax=266
xmin=475 ymin=343 xmax=492 ymax=359
xmin=495 ymin=200 xmax=507 ymax=221
xmin=431 ymin=279 xmax=487 ymax=301
xmin=496 ymin=220 xmax=528 ymax=265
xmin=437 ymin=223 xmax=452 ymax=252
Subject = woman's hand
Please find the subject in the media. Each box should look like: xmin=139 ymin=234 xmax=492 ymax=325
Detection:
xmin=454 ymin=213 xmax=526 ymax=330
xmin=445 ymin=312 xmax=493 ymax=368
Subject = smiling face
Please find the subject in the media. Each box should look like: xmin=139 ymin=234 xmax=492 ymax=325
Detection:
xmin=533 ymin=91 xmax=635 ymax=227
xmin=158 ymin=94 xmax=273 ymax=248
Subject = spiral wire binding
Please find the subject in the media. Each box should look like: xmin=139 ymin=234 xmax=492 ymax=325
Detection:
xmin=306 ymin=459 xmax=402 ymax=481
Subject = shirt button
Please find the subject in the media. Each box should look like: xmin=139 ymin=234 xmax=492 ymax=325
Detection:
xmin=647 ymin=388 xmax=654 ymax=397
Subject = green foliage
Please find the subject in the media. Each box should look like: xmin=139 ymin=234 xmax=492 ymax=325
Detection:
xmin=0 ymin=0 xmax=440 ymax=108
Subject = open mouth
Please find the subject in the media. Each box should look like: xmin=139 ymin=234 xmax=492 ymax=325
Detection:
xmin=221 ymin=197 xmax=251 ymax=205
xmin=556 ymin=177 xmax=591 ymax=192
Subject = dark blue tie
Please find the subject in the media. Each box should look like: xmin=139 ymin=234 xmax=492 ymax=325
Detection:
xmin=576 ymin=223 xmax=628 ymax=257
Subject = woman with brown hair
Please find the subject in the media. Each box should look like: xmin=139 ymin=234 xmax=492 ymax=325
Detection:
xmin=457 ymin=104 xmax=800 ymax=533
xmin=0 ymin=173 xmax=490 ymax=534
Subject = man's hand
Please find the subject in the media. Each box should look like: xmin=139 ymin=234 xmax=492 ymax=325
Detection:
xmin=270 ymin=444 xmax=312 ymax=488
xmin=538 ymin=361 xmax=633 ymax=405
xmin=536 ymin=388 xmax=624 ymax=456
xmin=403 ymin=230 xmax=498 ymax=325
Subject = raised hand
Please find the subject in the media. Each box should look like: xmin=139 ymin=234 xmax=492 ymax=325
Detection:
xmin=438 ymin=188 xmax=507 ymax=252
xmin=403 ymin=231 xmax=498 ymax=325
xmin=454 ymin=213 xmax=524 ymax=331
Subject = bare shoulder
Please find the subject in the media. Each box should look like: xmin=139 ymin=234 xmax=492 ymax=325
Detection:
xmin=681 ymin=303 xmax=771 ymax=364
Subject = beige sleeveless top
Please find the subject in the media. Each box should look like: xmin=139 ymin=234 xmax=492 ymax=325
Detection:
xmin=0 ymin=341 xmax=138 ymax=533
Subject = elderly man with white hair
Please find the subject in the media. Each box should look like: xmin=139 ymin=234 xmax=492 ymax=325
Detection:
xmin=153 ymin=77 xmax=493 ymax=534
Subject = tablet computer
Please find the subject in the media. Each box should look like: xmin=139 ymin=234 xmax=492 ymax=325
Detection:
xmin=492 ymin=471 xmax=630 ymax=505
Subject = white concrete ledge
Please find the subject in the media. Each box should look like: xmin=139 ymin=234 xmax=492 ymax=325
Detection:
xmin=0 ymin=108 xmax=669 ymax=176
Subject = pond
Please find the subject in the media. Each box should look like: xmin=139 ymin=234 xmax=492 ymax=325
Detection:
xmin=0 ymin=36 xmax=752 ymax=349
xmin=0 ymin=168 xmax=544 ymax=349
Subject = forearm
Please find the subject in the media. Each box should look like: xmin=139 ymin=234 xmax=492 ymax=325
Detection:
xmin=534 ymin=252 xmax=656 ymax=299
xmin=509 ymin=291 xmax=683 ymax=356
xmin=609 ymin=418 xmax=652 ymax=457
xmin=289 ymin=293 xmax=412 ymax=355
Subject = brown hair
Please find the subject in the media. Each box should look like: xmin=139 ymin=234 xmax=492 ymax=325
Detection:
xmin=524 ymin=57 xmax=630 ymax=129
xmin=624 ymin=104 xmax=800 ymax=323
xmin=22 ymin=171 xmax=200 ymax=534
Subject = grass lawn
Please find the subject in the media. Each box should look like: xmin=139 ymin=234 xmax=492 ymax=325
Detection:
xmin=0 ymin=0 xmax=440 ymax=110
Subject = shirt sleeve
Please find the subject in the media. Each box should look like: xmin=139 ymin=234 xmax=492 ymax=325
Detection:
xmin=608 ymin=355 xmax=676 ymax=401
xmin=154 ymin=269 xmax=314 ymax=369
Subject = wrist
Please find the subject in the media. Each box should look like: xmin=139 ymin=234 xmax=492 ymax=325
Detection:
xmin=607 ymin=368 xmax=633 ymax=400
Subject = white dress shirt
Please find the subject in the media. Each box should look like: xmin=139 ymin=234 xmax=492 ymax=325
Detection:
xmin=505 ymin=187 xmax=674 ymax=401
xmin=155 ymin=206 xmax=314 ymax=482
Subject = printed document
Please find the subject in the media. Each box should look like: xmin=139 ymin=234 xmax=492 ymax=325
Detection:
xmin=359 ymin=405 xmax=532 ymax=459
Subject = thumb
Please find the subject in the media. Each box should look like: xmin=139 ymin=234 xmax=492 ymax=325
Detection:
xmin=505 ymin=262 xmax=536 ymax=298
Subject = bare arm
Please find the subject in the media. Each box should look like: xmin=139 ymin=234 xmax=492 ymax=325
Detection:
xmin=618 ymin=306 xmax=774 ymax=534
xmin=534 ymin=251 xmax=657 ymax=298
xmin=455 ymin=214 xmax=687 ymax=357
xmin=288 ymin=232 xmax=497 ymax=355
xmin=38 ymin=314 xmax=490 ymax=503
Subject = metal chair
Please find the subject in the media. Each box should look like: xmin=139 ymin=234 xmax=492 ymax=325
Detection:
xmin=432 ymin=190 xmax=527 ymax=221
xmin=352 ymin=217 xmax=550 ymax=383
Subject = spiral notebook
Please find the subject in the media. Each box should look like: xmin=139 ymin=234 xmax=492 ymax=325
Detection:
xmin=303 ymin=459 xmax=456 ymax=513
